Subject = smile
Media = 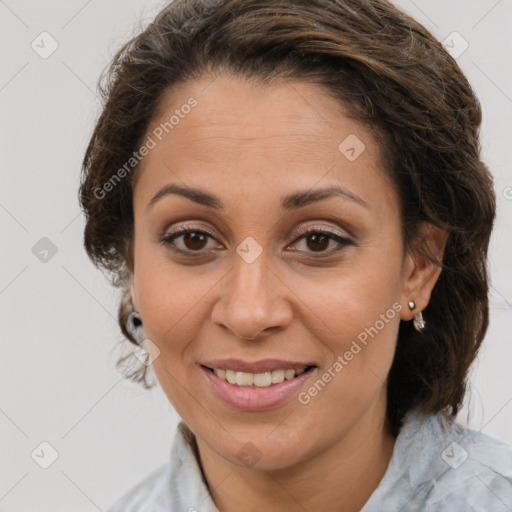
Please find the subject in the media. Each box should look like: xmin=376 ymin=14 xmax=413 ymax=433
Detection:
xmin=200 ymin=363 xmax=318 ymax=411
xmin=203 ymin=366 xmax=314 ymax=387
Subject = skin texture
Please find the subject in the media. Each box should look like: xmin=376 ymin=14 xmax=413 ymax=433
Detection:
xmin=129 ymin=74 xmax=447 ymax=512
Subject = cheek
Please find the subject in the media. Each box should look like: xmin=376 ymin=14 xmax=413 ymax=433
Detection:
xmin=304 ymin=280 xmax=400 ymax=372
xmin=134 ymin=250 xmax=221 ymax=367
xmin=134 ymin=231 xmax=200 ymax=327
xmin=138 ymin=269 xmax=206 ymax=346
xmin=292 ymin=249 xmax=402 ymax=398
xmin=295 ymin=243 xmax=402 ymax=334
xmin=134 ymin=257 xmax=215 ymax=411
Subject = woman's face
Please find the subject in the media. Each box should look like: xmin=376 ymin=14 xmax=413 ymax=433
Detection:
xmin=130 ymin=74 xmax=435 ymax=470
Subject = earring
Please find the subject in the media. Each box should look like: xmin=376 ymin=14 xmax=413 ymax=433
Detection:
xmin=127 ymin=310 xmax=146 ymax=345
xmin=408 ymin=300 xmax=426 ymax=332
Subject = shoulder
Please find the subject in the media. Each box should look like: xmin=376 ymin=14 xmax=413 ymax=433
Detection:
xmin=426 ymin=416 xmax=512 ymax=511
xmin=105 ymin=421 xmax=216 ymax=512
xmin=363 ymin=409 xmax=512 ymax=512
xmin=105 ymin=463 xmax=170 ymax=512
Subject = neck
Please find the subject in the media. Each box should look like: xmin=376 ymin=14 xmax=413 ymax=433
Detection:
xmin=195 ymin=398 xmax=397 ymax=512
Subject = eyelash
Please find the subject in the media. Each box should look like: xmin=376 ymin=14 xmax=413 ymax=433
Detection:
xmin=156 ymin=224 xmax=353 ymax=258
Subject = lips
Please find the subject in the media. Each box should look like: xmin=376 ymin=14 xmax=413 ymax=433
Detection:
xmin=200 ymin=363 xmax=318 ymax=411
xmin=200 ymin=358 xmax=316 ymax=373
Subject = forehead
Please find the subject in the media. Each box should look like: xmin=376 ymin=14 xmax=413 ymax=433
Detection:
xmin=134 ymin=74 xmax=396 ymax=213
xmin=148 ymin=75 xmax=364 ymax=153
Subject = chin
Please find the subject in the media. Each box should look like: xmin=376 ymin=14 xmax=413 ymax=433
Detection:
xmin=222 ymin=444 xmax=307 ymax=472
xmin=204 ymin=424 xmax=315 ymax=472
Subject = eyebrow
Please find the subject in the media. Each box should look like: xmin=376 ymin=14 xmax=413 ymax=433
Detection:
xmin=146 ymin=183 xmax=369 ymax=212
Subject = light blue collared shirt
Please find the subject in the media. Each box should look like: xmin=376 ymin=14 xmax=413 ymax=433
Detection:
xmin=106 ymin=408 xmax=512 ymax=511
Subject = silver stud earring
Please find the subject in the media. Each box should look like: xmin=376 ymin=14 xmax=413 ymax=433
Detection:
xmin=408 ymin=300 xmax=426 ymax=332
xmin=127 ymin=310 xmax=146 ymax=345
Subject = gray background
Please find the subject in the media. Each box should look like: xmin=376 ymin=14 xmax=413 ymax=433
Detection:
xmin=1 ymin=0 xmax=511 ymax=510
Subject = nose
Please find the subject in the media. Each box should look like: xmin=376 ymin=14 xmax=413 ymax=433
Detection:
xmin=210 ymin=249 xmax=293 ymax=341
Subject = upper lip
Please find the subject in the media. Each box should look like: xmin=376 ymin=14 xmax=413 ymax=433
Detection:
xmin=201 ymin=359 xmax=316 ymax=373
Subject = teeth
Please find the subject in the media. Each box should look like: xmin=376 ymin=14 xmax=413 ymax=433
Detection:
xmin=225 ymin=369 xmax=236 ymax=385
xmin=236 ymin=371 xmax=254 ymax=386
xmin=284 ymin=369 xmax=296 ymax=380
xmin=254 ymin=372 xmax=272 ymax=387
xmin=212 ymin=367 xmax=310 ymax=387
xmin=271 ymin=369 xmax=284 ymax=384
xmin=215 ymin=368 xmax=226 ymax=380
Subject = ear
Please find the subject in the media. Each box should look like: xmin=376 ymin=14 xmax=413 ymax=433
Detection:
xmin=125 ymin=238 xmax=139 ymax=311
xmin=399 ymin=223 xmax=449 ymax=321
xmin=130 ymin=273 xmax=139 ymax=312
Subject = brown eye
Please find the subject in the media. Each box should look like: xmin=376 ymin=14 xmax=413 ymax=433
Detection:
xmin=305 ymin=233 xmax=330 ymax=252
xmin=290 ymin=228 xmax=353 ymax=256
xmin=159 ymin=228 xmax=219 ymax=254
xmin=182 ymin=231 xmax=209 ymax=251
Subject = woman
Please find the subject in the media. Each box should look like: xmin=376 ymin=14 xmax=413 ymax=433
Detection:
xmin=79 ymin=0 xmax=512 ymax=510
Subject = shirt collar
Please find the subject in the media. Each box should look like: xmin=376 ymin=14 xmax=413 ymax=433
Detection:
xmin=165 ymin=421 xmax=219 ymax=512
xmin=169 ymin=409 xmax=448 ymax=511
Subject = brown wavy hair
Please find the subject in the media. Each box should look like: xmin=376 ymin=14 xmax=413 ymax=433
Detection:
xmin=79 ymin=0 xmax=496 ymax=434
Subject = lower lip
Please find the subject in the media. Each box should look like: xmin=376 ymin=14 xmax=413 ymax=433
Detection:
xmin=200 ymin=365 xmax=317 ymax=411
